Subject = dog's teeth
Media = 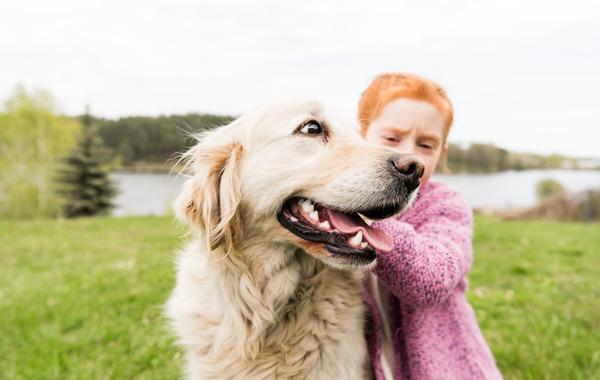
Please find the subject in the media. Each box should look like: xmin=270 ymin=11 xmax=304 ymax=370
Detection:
xmin=358 ymin=213 xmax=374 ymax=226
xmin=290 ymin=216 xmax=298 ymax=222
xmin=309 ymin=211 xmax=319 ymax=222
xmin=350 ymin=231 xmax=363 ymax=246
xmin=360 ymin=242 xmax=368 ymax=249
xmin=300 ymin=199 xmax=314 ymax=213
xmin=319 ymin=221 xmax=330 ymax=230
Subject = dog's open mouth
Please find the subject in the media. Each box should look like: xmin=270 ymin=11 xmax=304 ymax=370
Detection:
xmin=277 ymin=197 xmax=399 ymax=265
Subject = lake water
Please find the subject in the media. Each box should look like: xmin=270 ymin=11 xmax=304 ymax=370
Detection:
xmin=111 ymin=170 xmax=600 ymax=216
xmin=111 ymin=173 xmax=186 ymax=217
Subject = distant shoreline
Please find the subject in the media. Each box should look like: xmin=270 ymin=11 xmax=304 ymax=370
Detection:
xmin=114 ymin=161 xmax=184 ymax=174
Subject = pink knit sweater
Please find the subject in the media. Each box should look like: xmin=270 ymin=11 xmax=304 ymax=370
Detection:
xmin=364 ymin=181 xmax=503 ymax=380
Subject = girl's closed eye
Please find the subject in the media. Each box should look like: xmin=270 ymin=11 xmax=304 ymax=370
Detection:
xmin=417 ymin=139 xmax=439 ymax=153
xmin=382 ymin=135 xmax=400 ymax=145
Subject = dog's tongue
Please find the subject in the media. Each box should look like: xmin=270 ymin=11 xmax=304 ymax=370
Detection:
xmin=323 ymin=209 xmax=394 ymax=253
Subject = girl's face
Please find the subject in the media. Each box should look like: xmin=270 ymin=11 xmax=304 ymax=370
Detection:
xmin=364 ymin=98 xmax=447 ymax=188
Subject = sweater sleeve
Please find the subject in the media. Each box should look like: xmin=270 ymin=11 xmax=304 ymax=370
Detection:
xmin=372 ymin=187 xmax=473 ymax=308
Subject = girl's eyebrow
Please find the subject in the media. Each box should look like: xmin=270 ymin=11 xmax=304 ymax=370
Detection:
xmin=419 ymin=132 xmax=442 ymax=142
xmin=381 ymin=126 xmax=410 ymax=134
xmin=380 ymin=125 xmax=443 ymax=142
xmin=383 ymin=127 xmax=441 ymax=141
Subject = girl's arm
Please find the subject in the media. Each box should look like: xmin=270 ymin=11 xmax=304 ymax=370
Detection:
xmin=372 ymin=187 xmax=473 ymax=308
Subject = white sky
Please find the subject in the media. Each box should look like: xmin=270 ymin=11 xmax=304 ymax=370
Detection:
xmin=1 ymin=0 xmax=599 ymax=156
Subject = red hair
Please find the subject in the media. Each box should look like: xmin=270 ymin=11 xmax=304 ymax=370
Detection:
xmin=358 ymin=73 xmax=454 ymax=140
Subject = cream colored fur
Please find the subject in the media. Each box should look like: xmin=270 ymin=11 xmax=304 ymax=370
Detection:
xmin=166 ymin=101 xmax=410 ymax=379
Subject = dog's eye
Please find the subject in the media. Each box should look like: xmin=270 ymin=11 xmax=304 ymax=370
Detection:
xmin=299 ymin=120 xmax=323 ymax=135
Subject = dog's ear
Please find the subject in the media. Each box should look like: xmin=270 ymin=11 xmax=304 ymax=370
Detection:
xmin=175 ymin=128 xmax=243 ymax=253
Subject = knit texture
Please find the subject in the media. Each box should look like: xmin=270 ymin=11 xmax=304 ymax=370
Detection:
xmin=364 ymin=181 xmax=503 ymax=380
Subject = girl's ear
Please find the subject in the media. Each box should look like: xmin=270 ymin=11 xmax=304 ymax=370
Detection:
xmin=175 ymin=129 xmax=243 ymax=253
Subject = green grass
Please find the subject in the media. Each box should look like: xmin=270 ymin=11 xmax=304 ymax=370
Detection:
xmin=0 ymin=217 xmax=184 ymax=380
xmin=1 ymin=216 xmax=599 ymax=379
xmin=469 ymin=218 xmax=600 ymax=379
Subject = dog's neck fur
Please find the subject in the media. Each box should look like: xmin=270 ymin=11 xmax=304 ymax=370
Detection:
xmin=169 ymin=235 xmax=370 ymax=379
xmin=214 ymin=240 xmax=338 ymax=356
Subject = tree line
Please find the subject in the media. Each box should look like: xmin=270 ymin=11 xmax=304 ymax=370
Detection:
xmin=444 ymin=143 xmax=577 ymax=173
xmin=91 ymin=115 xmax=577 ymax=172
xmin=92 ymin=113 xmax=235 ymax=166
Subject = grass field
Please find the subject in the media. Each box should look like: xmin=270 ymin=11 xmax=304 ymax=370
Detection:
xmin=1 ymin=216 xmax=599 ymax=379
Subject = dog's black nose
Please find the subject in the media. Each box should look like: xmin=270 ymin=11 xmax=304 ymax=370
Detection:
xmin=388 ymin=155 xmax=425 ymax=192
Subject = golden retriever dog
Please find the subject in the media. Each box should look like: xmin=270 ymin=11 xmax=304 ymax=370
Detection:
xmin=165 ymin=100 xmax=424 ymax=379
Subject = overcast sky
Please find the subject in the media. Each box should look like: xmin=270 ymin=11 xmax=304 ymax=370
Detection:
xmin=1 ymin=0 xmax=599 ymax=156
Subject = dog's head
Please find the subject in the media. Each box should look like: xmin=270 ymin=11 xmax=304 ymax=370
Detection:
xmin=175 ymin=100 xmax=423 ymax=269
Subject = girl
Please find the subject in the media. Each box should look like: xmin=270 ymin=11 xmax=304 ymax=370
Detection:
xmin=358 ymin=73 xmax=503 ymax=380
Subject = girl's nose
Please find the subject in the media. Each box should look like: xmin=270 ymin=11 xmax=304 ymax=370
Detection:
xmin=396 ymin=140 xmax=417 ymax=155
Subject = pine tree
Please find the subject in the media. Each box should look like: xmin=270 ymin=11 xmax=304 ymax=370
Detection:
xmin=56 ymin=107 xmax=117 ymax=217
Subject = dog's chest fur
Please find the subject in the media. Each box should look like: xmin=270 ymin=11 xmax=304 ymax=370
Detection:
xmin=166 ymin=240 xmax=371 ymax=380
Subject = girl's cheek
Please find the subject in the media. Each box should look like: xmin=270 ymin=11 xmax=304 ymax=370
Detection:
xmin=421 ymin=164 xmax=434 ymax=188
xmin=419 ymin=153 xmax=442 ymax=188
